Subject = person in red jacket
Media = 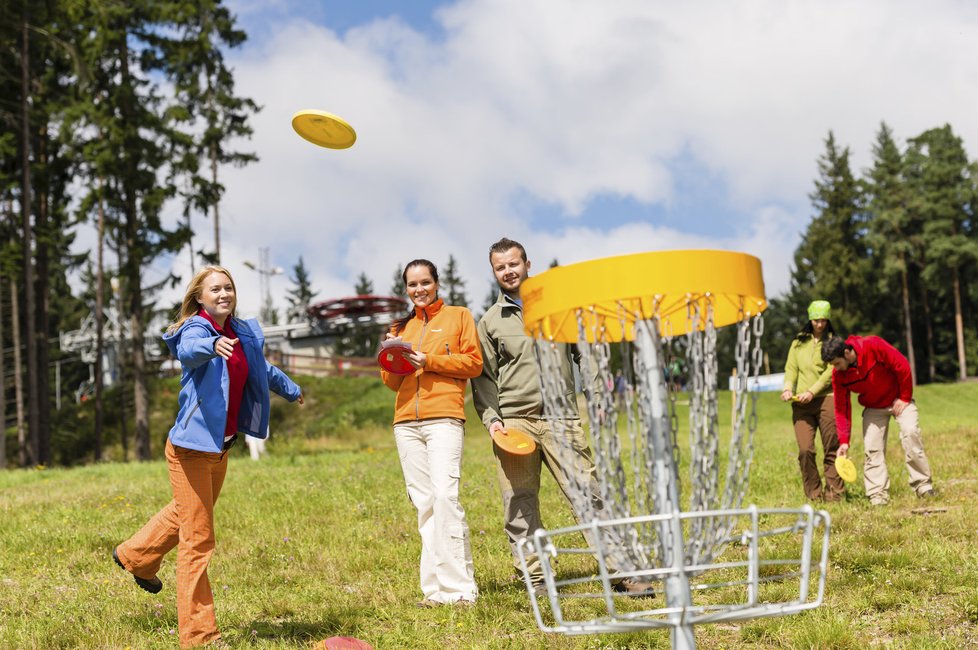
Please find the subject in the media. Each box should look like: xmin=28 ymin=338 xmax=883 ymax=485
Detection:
xmin=821 ymin=335 xmax=937 ymax=506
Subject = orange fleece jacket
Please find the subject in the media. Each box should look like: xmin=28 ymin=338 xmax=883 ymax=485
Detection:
xmin=381 ymin=299 xmax=483 ymax=424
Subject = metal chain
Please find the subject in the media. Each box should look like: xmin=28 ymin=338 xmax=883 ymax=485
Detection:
xmin=631 ymin=317 xmax=676 ymax=565
xmin=531 ymin=295 xmax=765 ymax=574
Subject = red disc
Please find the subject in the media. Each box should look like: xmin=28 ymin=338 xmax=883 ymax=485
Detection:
xmin=319 ymin=637 xmax=374 ymax=650
xmin=377 ymin=342 xmax=414 ymax=375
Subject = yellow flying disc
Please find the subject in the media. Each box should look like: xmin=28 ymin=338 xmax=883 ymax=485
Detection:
xmin=291 ymin=110 xmax=356 ymax=149
xmin=835 ymin=456 xmax=857 ymax=483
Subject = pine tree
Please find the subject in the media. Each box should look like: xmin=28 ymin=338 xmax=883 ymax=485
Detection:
xmin=390 ymin=264 xmax=405 ymax=297
xmin=442 ymin=255 xmax=468 ymax=307
xmin=905 ymin=125 xmax=978 ymax=380
xmin=480 ymin=278 xmax=498 ymax=318
xmin=864 ymin=122 xmax=920 ymax=382
xmin=345 ymin=272 xmax=380 ymax=357
xmin=151 ymin=0 xmax=259 ymax=264
xmin=285 ymin=256 xmax=318 ymax=323
xmin=355 ymin=271 xmax=374 ymax=296
xmin=789 ymin=131 xmax=869 ymax=334
xmin=11 ymin=2 xmax=41 ymax=464
xmin=66 ymin=0 xmax=194 ymax=460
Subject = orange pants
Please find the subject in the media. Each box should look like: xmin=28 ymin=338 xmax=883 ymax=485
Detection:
xmin=116 ymin=439 xmax=229 ymax=648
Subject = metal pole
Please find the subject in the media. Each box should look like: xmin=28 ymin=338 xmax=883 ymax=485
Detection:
xmin=635 ymin=319 xmax=695 ymax=650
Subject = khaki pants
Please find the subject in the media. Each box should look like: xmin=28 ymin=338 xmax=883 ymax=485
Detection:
xmin=792 ymin=395 xmax=844 ymax=501
xmin=862 ymin=402 xmax=933 ymax=503
xmin=493 ymin=416 xmax=619 ymax=582
xmin=116 ymin=439 xmax=228 ymax=648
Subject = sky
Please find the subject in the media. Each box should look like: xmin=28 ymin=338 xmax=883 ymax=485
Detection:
xmin=141 ymin=0 xmax=978 ymax=321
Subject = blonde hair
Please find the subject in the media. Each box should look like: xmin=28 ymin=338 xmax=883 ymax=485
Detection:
xmin=166 ymin=265 xmax=238 ymax=334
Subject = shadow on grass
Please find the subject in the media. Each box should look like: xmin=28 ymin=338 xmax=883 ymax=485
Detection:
xmin=240 ymin=610 xmax=367 ymax=644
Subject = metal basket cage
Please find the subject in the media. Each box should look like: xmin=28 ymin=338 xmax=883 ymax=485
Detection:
xmin=517 ymin=505 xmax=831 ymax=636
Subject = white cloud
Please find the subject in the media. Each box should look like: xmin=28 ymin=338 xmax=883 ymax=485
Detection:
xmin=155 ymin=0 xmax=978 ymax=319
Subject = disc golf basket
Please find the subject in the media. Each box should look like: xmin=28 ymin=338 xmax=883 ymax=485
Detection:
xmin=517 ymin=250 xmax=831 ymax=649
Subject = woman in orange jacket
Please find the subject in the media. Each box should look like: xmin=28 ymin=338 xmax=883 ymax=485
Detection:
xmin=380 ymin=259 xmax=483 ymax=607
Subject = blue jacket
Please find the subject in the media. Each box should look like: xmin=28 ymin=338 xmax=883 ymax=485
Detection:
xmin=163 ymin=315 xmax=302 ymax=453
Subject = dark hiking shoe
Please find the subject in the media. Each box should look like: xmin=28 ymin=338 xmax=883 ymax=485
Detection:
xmin=113 ymin=547 xmax=163 ymax=594
xmin=612 ymin=577 xmax=656 ymax=597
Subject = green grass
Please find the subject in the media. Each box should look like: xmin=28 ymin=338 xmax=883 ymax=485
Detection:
xmin=1 ymin=382 xmax=978 ymax=648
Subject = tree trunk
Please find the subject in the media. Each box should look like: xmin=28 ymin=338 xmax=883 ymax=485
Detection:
xmin=952 ymin=267 xmax=967 ymax=381
xmin=118 ymin=358 xmax=129 ymax=461
xmin=10 ymin=277 xmax=29 ymax=466
xmin=921 ymin=287 xmax=936 ymax=382
xmin=119 ymin=35 xmax=151 ymax=460
xmin=36 ymin=129 xmax=51 ymax=464
xmin=211 ymin=142 xmax=220 ymax=263
xmin=20 ymin=12 xmax=41 ymax=465
xmin=112 ymin=242 xmax=129 ymax=462
xmin=187 ymin=212 xmax=195 ymax=274
xmin=899 ymin=257 xmax=916 ymax=385
xmin=94 ymin=177 xmax=106 ymax=461
xmin=0 ymin=255 xmax=5 ymax=470
xmin=129 ymin=288 xmax=150 ymax=460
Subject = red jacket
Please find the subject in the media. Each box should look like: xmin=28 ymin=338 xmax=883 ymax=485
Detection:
xmin=831 ymin=335 xmax=913 ymax=444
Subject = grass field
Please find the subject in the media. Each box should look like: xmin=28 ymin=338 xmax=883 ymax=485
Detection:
xmin=1 ymin=380 xmax=977 ymax=649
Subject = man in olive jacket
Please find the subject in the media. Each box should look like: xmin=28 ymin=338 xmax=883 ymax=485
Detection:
xmin=472 ymin=237 xmax=650 ymax=596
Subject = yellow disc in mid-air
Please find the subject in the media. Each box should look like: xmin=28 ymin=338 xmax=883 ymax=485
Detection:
xmin=291 ymin=109 xmax=356 ymax=149
xmin=520 ymin=249 xmax=767 ymax=342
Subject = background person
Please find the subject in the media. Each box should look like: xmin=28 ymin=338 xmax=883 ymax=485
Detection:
xmin=471 ymin=237 xmax=652 ymax=597
xmin=380 ymin=259 xmax=482 ymax=607
xmin=821 ymin=335 xmax=937 ymax=506
xmin=112 ymin=266 xmax=303 ymax=649
xmin=779 ymin=300 xmax=844 ymax=502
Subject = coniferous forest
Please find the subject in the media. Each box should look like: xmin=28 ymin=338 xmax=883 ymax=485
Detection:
xmin=1 ymin=2 xmax=976 ymax=468
xmin=1 ymin=0 xmax=258 ymax=467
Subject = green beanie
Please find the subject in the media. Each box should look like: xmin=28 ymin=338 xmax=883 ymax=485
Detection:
xmin=808 ymin=300 xmax=831 ymax=320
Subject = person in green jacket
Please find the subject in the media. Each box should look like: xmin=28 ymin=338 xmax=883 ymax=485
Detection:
xmin=471 ymin=237 xmax=653 ymax=597
xmin=779 ymin=300 xmax=844 ymax=501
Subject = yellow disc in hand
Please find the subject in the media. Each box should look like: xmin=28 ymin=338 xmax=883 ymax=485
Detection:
xmin=835 ymin=456 xmax=857 ymax=483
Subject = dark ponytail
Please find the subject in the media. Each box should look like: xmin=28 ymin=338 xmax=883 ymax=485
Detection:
xmin=795 ymin=318 xmax=835 ymax=341
xmin=391 ymin=259 xmax=440 ymax=335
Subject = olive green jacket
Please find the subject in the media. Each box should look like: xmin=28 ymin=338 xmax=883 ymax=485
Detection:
xmin=782 ymin=335 xmax=833 ymax=397
xmin=471 ymin=292 xmax=579 ymax=429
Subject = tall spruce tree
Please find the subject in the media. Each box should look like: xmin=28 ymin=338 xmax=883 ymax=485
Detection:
xmin=285 ymin=256 xmax=317 ymax=323
xmin=151 ymin=0 xmax=259 ymax=264
xmin=390 ymin=264 xmax=405 ymax=298
xmin=905 ymin=125 xmax=977 ymax=381
xmin=68 ymin=0 xmax=192 ymax=460
xmin=341 ymin=272 xmax=380 ymax=357
xmin=789 ymin=131 xmax=868 ymax=334
xmin=864 ymin=122 xmax=921 ymax=382
xmin=442 ymin=255 xmax=468 ymax=307
xmin=354 ymin=271 xmax=373 ymax=295
xmin=10 ymin=2 xmax=41 ymax=464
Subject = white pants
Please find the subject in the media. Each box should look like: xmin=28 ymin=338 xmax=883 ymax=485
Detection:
xmin=245 ymin=435 xmax=266 ymax=460
xmin=862 ymin=402 xmax=933 ymax=502
xmin=393 ymin=418 xmax=477 ymax=603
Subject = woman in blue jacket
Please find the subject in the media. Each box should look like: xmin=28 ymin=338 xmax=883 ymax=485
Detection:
xmin=112 ymin=265 xmax=302 ymax=649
